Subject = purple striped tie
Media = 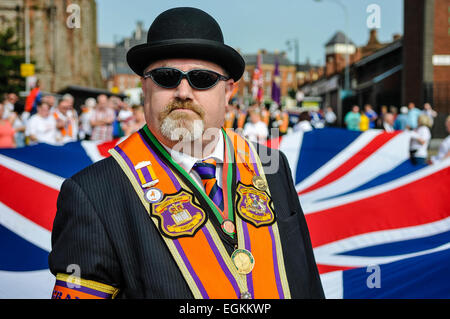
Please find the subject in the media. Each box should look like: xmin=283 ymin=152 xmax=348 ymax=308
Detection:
xmin=192 ymin=159 xmax=224 ymax=211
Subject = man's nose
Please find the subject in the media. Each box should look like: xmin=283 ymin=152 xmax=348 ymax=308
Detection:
xmin=174 ymin=78 xmax=194 ymax=100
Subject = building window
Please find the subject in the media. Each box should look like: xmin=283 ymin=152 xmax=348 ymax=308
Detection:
xmin=265 ymin=71 xmax=271 ymax=82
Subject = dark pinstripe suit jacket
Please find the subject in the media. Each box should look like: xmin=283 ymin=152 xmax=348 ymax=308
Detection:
xmin=48 ymin=144 xmax=324 ymax=299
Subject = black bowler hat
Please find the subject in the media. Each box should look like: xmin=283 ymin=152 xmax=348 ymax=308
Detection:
xmin=126 ymin=7 xmax=245 ymax=81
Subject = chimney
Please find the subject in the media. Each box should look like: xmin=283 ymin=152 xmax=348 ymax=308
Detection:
xmin=368 ymin=29 xmax=380 ymax=46
xmin=393 ymin=33 xmax=401 ymax=41
xmin=135 ymin=21 xmax=144 ymax=40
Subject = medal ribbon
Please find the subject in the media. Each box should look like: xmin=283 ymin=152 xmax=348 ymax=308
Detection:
xmin=143 ymin=126 xmax=236 ymax=233
xmin=225 ymin=129 xmax=291 ymax=299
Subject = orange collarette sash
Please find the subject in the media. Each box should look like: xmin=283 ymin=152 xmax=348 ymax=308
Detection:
xmin=109 ymin=127 xmax=291 ymax=299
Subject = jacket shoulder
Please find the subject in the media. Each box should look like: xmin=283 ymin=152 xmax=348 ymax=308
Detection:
xmin=71 ymin=156 xmax=121 ymax=182
xmin=67 ymin=156 xmax=128 ymax=196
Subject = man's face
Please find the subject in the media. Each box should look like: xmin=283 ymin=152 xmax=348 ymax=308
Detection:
xmin=385 ymin=113 xmax=394 ymax=125
xmin=97 ymin=95 xmax=108 ymax=109
xmin=249 ymin=112 xmax=260 ymax=123
xmin=38 ymin=103 xmax=50 ymax=117
xmin=58 ymin=100 xmax=71 ymax=114
xmin=8 ymin=94 xmax=18 ymax=104
xmin=141 ymin=59 xmax=234 ymax=145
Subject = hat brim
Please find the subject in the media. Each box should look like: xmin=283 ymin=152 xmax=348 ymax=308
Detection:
xmin=126 ymin=39 xmax=245 ymax=81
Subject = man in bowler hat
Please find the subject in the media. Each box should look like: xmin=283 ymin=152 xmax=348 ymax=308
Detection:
xmin=49 ymin=7 xmax=324 ymax=299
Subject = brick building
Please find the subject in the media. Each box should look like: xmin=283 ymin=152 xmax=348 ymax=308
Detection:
xmin=403 ymin=0 xmax=450 ymax=115
xmin=299 ymin=29 xmax=401 ymax=125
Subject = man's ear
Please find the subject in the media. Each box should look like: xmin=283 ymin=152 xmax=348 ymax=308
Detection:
xmin=140 ymin=77 xmax=147 ymax=96
xmin=224 ymin=80 xmax=236 ymax=106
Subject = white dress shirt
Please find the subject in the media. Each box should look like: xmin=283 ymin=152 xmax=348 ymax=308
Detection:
xmin=162 ymin=133 xmax=225 ymax=190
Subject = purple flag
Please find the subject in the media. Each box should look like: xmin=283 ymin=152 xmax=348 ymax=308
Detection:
xmin=271 ymin=55 xmax=281 ymax=105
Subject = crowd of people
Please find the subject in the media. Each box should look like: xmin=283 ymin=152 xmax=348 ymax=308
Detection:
xmin=226 ymin=100 xmax=449 ymax=166
xmin=1 ymin=90 xmax=449 ymax=166
xmin=343 ymin=102 xmax=437 ymax=133
xmin=0 ymin=92 xmax=146 ymax=148
xmin=342 ymin=102 xmax=449 ymax=165
xmin=224 ymin=102 xmax=290 ymax=143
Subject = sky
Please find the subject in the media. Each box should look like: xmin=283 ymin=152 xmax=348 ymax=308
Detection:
xmin=96 ymin=0 xmax=403 ymax=66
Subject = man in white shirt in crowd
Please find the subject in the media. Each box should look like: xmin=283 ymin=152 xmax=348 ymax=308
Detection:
xmin=79 ymin=97 xmax=96 ymax=140
xmin=25 ymin=101 xmax=57 ymax=145
xmin=383 ymin=112 xmax=395 ymax=132
xmin=53 ymin=98 xmax=79 ymax=144
xmin=243 ymin=108 xmax=268 ymax=144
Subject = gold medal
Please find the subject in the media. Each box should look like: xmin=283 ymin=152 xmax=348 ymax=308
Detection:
xmin=252 ymin=175 xmax=267 ymax=191
xmin=231 ymin=249 xmax=255 ymax=275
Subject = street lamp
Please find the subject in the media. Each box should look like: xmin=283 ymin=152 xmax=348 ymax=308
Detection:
xmin=286 ymin=38 xmax=299 ymax=70
xmin=24 ymin=0 xmax=31 ymax=93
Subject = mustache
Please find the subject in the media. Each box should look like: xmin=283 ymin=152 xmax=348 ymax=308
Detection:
xmin=159 ymin=99 xmax=205 ymax=120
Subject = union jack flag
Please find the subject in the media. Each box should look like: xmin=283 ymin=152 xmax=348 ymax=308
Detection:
xmin=251 ymin=51 xmax=264 ymax=104
xmin=0 ymin=139 xmax=118 ymax=298
xmin=0 ymin=128 xmax=449 ymax=298
xmin=280 ymin=128 xmax=450 ymax=298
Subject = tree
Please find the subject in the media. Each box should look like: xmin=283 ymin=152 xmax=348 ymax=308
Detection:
xmin=0 ymin=27 xmax=25 ymax=95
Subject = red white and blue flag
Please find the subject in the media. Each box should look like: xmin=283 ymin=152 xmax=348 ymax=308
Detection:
xmin=0 ymin=139 xmax=118 ymax=298
xmin=251 ymin=51 xmax=264 ymax=104
xmin=0 ymin=128 xmax=449 ymax=298
xmin=280 ymin=128 xmax=450 ymax=298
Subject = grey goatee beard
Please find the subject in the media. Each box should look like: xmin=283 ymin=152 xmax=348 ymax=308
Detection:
xmin=159 ymin=99 xmax=205 ymax=142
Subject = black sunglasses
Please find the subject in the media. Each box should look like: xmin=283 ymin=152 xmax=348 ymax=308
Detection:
xmin=143 ymin=67 xmax=230 ymax=90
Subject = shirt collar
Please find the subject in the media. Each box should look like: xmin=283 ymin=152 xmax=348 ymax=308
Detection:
xmin=161 ymin=133 xmax=224 ymax=173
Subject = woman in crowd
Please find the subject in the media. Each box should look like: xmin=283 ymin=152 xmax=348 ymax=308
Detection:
xmin=409 ymin=114 xmax=432 ymax=165
xmin=0 ymin=103 xmax=16 ymax=148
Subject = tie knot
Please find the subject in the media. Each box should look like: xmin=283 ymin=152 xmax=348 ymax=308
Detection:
xmin=192 ymin=158 xmax=225 ymax=213
xmin=193 ymin=159 xmax=217 ymax=180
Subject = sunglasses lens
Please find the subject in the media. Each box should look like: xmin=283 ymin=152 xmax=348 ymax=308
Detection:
xmin=188 ymin=70 xmax=220 ymax=89
xmin=150 ymin=68 xmax=181 ymax=88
